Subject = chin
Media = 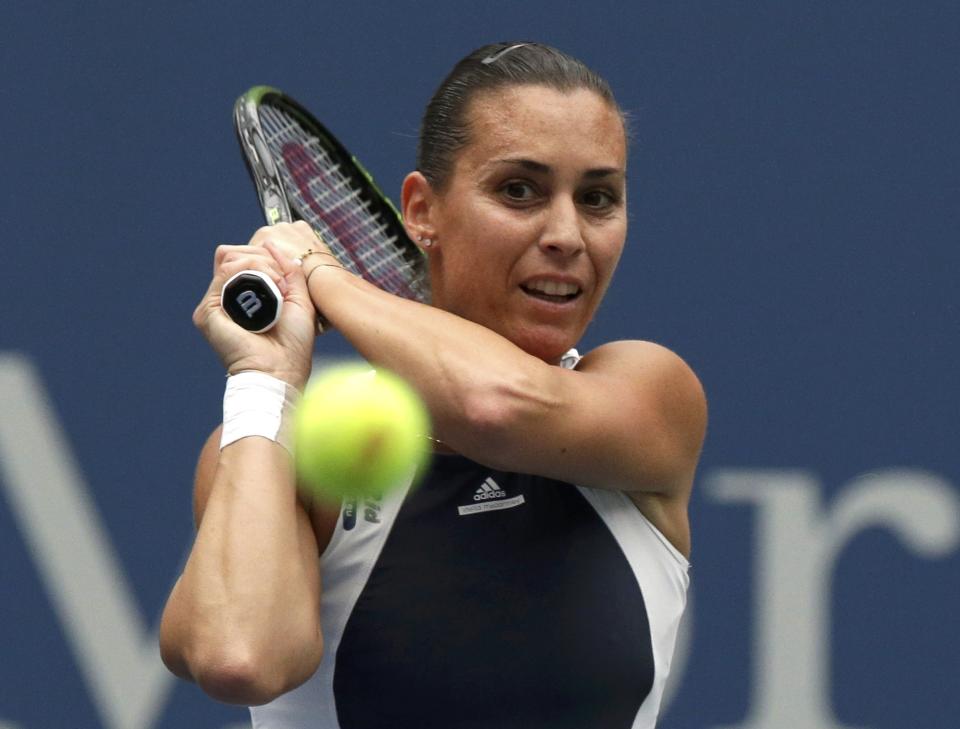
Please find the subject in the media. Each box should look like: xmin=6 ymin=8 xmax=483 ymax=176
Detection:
xmin=513 ymin=328 xmax=581 ymax=365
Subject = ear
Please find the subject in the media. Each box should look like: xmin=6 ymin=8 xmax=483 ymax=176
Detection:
xmin=401 ymin=171 xmax=438 ymax=249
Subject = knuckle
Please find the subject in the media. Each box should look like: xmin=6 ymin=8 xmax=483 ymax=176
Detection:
xmin=248 ymin=226 xmax=273 ymax=245
xmin=219 ymin=253 xmax=245 ymax=273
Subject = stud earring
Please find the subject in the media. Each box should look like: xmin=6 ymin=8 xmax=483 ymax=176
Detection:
xmin=417 ymin=235 xmax=434 ymax=248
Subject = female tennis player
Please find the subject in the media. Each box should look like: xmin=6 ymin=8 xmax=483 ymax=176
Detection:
xmin=161 ymin=42 xmax=706 ymax=729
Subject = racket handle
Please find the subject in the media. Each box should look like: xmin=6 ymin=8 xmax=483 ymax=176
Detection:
xmin=220 ymin=270 xmax=283 ymax=333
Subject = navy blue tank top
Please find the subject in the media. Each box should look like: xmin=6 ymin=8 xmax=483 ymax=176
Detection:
xmin=250 ymin=455 xmax=689 ymax=729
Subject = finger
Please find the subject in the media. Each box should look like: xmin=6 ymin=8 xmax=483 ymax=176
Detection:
xmin=264 ymin=241 xmax=306 ymax=301
xmin=219 ymin=249 xmax=281 ymax=271
xmin=247 ymin=222 xmax=310 ymax=246
xmin=214 ymin=243 xmax=272 ymax=271
xmin=249 ymin=221 xmax=324 ymax=255
xmin=264 ymin=240 xmax=298 ymax=273
xmin=204 ymin=253 xmax=288 ymax=303
xmin=226 ymin=257 xmax=288 ymax=296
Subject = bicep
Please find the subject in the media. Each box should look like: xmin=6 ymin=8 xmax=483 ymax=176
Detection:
xmin=477 ymin=341 xmax=707 ymax=497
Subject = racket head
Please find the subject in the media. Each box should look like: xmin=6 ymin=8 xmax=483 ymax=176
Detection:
xmin=233 ymin=86 xmax=430 ymax=303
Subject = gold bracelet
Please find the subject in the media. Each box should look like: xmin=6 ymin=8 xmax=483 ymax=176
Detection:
xmin=305 ymin=263 xmax=347 ymax=286
xmin=296 ymin=249 xmax=337 ymax=265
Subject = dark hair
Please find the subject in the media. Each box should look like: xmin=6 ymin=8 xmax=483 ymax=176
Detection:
xmin=417 ymin=42 xmax=625 ymax=191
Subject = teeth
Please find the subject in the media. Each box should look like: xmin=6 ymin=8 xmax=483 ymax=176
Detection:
xmin=525 ymin=279 xmax=580 ymax=296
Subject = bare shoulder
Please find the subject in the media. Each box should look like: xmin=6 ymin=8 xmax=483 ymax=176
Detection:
xmin=575 ymin=341 xmax=706 ymax=556
xmin=579 ymin=340 xmax=707 ymax=452
xmin=579 ymin=339 xmax=702 ymax=386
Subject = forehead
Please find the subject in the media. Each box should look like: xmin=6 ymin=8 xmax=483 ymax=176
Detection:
xmin=458 ymin=84 xmax=626 ymax=173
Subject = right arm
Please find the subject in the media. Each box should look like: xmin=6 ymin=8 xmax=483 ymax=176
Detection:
xmin=160 ymin=428 xmax=323 ymax=705
xmin=159 ymin=242 xmax=326 ymax=705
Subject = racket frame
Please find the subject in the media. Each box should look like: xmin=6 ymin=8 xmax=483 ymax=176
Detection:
xmin=222 ymin=86 xmax=430 ymax=332
xmin=233 ymin=86 xmax=428 ymax=299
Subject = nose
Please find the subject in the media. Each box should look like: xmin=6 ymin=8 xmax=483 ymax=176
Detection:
xmin=538 ymin=197 xmax=585 ymax=257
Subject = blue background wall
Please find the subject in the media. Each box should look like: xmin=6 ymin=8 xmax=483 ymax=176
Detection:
xmin=2 ymin=2 xmax=957 ymax=727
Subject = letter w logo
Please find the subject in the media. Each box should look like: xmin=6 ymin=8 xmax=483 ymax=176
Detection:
xmin=0 ymin=354 xmax=174 ymax=729
xmin=237 ymin=290 xmax=263 ymax=317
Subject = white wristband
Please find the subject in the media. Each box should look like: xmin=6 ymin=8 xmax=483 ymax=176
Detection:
xmin=220 ymin=371 xmax=300 ymax=454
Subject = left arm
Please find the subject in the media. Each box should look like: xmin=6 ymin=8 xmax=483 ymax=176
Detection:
xmin=242 ymin=224 xmax=706 ymax=506
xmin=264 ymin=226 xmax=706 ymax=501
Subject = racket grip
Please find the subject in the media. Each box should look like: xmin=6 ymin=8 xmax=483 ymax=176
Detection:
xmin=221 ymin=270 xmax=282 ymax=333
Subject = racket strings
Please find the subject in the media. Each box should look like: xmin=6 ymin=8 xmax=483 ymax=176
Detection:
xmin=285 ymin=146 xmax=417 ymax=296
xmin=259 ymin=104 xmax=423 ymax=299
xmin=264 ymin=117 xmax=390 ymax=258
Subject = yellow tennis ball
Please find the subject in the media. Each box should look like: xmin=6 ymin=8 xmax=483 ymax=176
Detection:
xmin=293 ymin=363 xmax=431 ymax=502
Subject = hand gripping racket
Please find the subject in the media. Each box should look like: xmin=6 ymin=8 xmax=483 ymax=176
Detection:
xmin=221 ymin=86 xmax=429 ymax=332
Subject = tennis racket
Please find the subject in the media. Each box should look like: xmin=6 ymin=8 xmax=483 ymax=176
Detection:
xmin=221 ymin=86 xmax=429 ymax=332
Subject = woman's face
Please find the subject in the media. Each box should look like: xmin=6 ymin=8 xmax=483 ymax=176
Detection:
xmin=426 ymin=84 xmax=628 ymax=363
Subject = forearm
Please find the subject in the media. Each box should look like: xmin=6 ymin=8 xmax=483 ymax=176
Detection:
xmin=160 ymin=438 xmax=322 ymax=701
xmin=308 ymin=269 xmax=555 ymax=459
xmin=303 ymin=270 xmax=705 ymax=502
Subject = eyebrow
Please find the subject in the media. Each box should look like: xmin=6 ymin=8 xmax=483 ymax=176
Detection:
xmin=492 ymin=158 xmax=624 ymax=179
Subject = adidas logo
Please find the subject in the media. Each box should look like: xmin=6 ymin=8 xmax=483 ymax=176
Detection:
xmin=474 ymin=477 xmax=506 ymax=501
xmin=457 ymin=476 xmax=526 ymax=516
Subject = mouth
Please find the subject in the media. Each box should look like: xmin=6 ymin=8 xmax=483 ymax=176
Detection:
xmin=520 ymin=278 xmax=583 ymax=304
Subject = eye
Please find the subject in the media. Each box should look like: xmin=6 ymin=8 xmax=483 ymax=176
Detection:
xmin=501 ymin=180 xmax=538 ymax=202
xmin=580 ymin=189 xmax=618 ymax=210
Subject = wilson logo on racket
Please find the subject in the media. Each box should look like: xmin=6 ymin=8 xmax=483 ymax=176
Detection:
xmin=220 ymin=271 xmax=283 ymax=333
xmin=237 ymin=290 xmax=263 ymax=317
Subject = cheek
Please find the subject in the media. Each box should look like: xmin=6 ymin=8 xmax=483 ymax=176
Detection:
xmin=607 ymin=236 xmax=626 ymax=270
xmin=590 ymin=233 xmax=626 ymax=292
xmin=452 ymin=206 xmax=535 ymax=268
xmin=475 ymin=202 xmax=538 ymax=242
xmin=594 ymin=224 xmax=626 ymax=264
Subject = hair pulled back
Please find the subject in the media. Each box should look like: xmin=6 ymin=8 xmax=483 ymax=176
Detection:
xmin=417 ymin=42 xmax=623 ymax=191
